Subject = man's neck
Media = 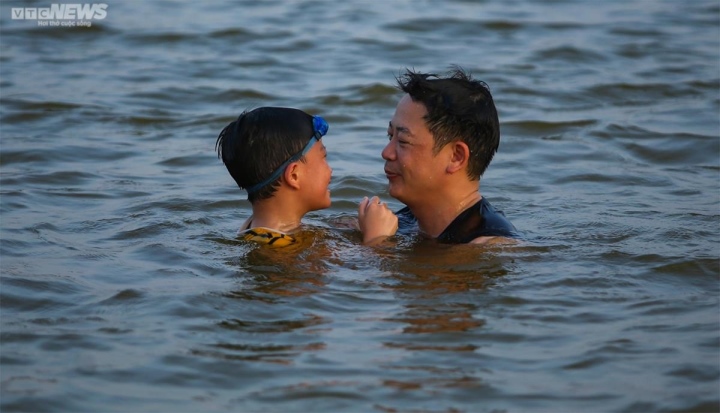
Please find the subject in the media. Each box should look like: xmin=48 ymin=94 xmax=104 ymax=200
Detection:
xmin=408 ymin=189 xmax=482 ymax=238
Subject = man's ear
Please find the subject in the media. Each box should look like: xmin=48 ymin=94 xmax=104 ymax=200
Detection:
xmin=446 ymin=141 xmax=470 ymax=174
xmin=283 ymin=162 xmax=301 ymax=190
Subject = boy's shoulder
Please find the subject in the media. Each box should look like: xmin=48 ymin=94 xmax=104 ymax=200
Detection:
xmin=239 ymin=226 xmax=296 ymax=247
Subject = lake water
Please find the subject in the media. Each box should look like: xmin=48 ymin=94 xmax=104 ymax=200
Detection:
xmin=1 ymin=1 xmax=718 ymax=412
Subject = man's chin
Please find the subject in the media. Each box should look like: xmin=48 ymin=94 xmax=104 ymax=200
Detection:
xmin=387 ymin=184 xmax=404 ymax=204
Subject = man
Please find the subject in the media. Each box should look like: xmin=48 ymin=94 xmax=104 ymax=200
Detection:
xmin=383 ymin=67 xmax=519 ymax=244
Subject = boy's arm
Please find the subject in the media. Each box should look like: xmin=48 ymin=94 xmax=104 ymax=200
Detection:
xmin=358 ymin=196 xmax=398 ymax=245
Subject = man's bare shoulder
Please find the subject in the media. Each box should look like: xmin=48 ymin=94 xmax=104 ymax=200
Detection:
xmin=470 ymin=236 xmax=518 ymax=246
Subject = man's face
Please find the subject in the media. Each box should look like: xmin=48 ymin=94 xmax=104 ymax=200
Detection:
xmin=382 ymin=94 xmax=450 ymax=205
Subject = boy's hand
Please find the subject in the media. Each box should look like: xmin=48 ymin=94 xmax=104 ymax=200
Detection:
xmin=358 ymin=196 xmax=398 ymax=245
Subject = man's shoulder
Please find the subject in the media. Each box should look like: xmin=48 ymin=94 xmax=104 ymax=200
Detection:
xmin=477 ymin=198 xmax=517 ymax=233
xmin=439 ymin=198 xmax=519 ymax=243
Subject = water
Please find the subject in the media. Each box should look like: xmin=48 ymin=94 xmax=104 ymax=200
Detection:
xmin=1 ymin=1 xmax=718 ymax=412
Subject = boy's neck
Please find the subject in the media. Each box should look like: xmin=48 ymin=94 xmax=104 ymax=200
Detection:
xmin=245 ymin=194 xmax=306 ymax=233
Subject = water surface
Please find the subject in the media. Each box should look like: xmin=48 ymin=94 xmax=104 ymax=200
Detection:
xmin=1 ymin=1 xmax=718 ymax=412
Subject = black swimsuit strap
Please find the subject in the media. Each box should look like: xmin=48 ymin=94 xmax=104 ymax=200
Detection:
xmin=436 ymin=201 xmax=487 ymax=243
xmin=396 ymin=198 xmax=518 ymax=244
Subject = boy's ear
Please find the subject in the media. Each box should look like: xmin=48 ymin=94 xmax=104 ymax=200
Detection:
xmin=446 ymin=141 xmax=470 ymax=174
xmin=283 ymin=162 xmax=301 ymax=190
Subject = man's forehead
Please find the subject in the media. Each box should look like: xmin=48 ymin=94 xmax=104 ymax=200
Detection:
xmin=394 ymin=97 xmax=427 ymax=121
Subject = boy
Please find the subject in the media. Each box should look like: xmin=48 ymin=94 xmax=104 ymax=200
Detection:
xmin=216 ymin=106 xmax=396 ymax=246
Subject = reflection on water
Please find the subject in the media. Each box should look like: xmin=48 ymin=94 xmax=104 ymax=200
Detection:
xmin=385 ymin=303 xmax=485 ymax=336
xmin=1 ymin=0 xmax=718 ymax=412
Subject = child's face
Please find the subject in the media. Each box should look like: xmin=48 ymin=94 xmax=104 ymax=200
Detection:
xmin=301 ymin=139 xmax=332 ymax=211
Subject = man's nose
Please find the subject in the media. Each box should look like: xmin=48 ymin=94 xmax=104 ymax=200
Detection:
xmin=381 ymin=140 xmax=395 ymax=161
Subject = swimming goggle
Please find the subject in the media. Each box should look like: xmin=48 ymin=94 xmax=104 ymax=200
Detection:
xmin=245 ymin=115 xmax=329 ymax=195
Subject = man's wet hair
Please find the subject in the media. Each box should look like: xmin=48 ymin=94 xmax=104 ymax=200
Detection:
xmin=396 ymin=66 xmax=500 ymax=180
xmin=216 ymin=107 xmax=314 ymax=203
